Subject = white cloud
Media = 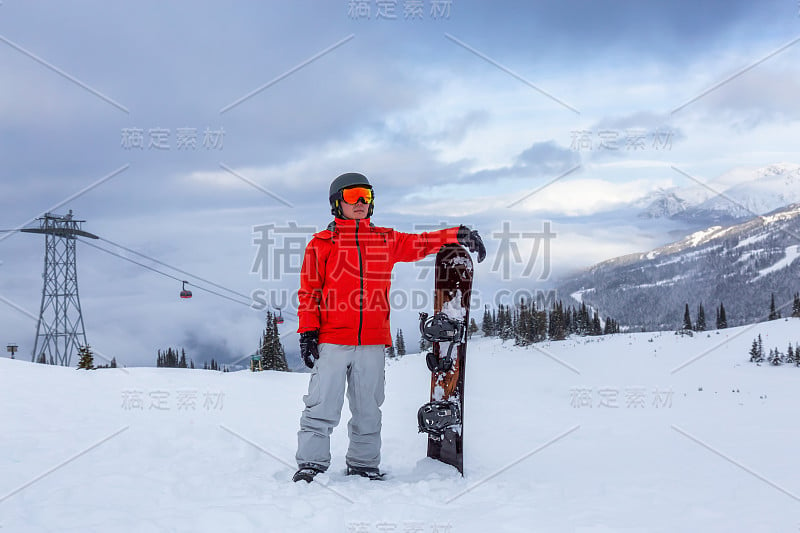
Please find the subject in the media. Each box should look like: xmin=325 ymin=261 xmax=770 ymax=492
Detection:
xmin=388 ymin=174 xmax=676 ymax=218
xmin=510 ymin=177 xmax=675 ymax=216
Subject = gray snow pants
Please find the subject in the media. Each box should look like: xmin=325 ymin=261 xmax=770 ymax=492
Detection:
xmin=296 ymin=343 xmax=386 ymax=471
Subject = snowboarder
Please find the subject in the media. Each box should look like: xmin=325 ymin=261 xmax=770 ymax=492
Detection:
xmin=293 ymin=172 xmax=485 ymax=482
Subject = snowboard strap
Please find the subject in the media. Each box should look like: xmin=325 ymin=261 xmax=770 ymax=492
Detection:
xmin=417 ymin=400 xmax=461 ymax=440
xmin=419 ymin=312 xmax=465 ymax=372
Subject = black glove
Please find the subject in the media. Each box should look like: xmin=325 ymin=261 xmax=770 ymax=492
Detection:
xmin=457 ymin=226 xmax=486 ymax=263
xmin=300 ymin=330 xmax=320 ymax=369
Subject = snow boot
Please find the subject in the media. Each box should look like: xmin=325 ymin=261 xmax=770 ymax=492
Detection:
xmin=293 ymin=464 xmax=324 ymax=483
xmin=346 ymin=464 xmax=385 ymax=480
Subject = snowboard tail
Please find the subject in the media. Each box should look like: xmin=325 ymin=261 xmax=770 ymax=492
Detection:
xmin=418 ymin=244 xmax=473 ymax=475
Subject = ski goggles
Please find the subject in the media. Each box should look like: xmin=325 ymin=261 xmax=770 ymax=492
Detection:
xmin=340 ymin=186 xmax=374 ymax=205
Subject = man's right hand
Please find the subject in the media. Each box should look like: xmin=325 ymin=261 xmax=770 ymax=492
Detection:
xmin=300 ymin=330 xmax=320 ymax=369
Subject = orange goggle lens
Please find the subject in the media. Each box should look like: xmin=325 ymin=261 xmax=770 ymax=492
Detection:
xmin=341 ymin=186 xmax=373 ymax=204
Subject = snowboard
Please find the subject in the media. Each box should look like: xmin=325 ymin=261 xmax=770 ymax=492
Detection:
xmin=417 ymin=244 xmax=473 ymax=475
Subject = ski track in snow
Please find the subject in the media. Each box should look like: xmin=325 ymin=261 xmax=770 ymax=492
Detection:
xmin=753 ymin=245 xmax=800 ymax=280
xmin=2 ymin=319 xmax=800 ymax=532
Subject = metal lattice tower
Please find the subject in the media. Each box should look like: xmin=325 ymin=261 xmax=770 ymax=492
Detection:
xmin=21 ymin=211 xmax=98 ymax=366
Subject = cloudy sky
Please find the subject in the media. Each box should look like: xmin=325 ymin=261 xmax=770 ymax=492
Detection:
xmin=1 ymin=0 xmax=798 ymax=367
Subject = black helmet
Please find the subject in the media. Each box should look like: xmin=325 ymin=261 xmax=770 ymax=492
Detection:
xmin=329 ymin=172 xmax=374 ymax=217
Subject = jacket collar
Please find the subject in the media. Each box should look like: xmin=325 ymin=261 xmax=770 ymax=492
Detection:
xmin=316 ymin=217 xmax=372 ymax=239
xmin=329 ymin=217 xmax=371 ymax=231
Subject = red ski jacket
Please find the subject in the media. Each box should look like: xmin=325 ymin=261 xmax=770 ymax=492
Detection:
xmin=298 ymin=218 xmax=461 ymax=346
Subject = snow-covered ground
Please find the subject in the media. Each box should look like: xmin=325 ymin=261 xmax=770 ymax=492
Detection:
xmin=2 ymin=319 xmax=800 ymax=533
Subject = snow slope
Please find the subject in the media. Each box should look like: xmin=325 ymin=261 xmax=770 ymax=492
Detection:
xmin=754 ymin=245 xmax=800 ymax=281
xmin=2 ymin=320 xmax=800 ymax=533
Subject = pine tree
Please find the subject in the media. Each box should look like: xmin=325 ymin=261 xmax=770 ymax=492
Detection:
xmin=604 ymin=317 xmax=619 ymax=335
xmin=696 ymin=304 xmax=706 ymax=332
xmin=515 ymin=300 xmax=531 ymax=346
xmin=492 ymin=304 xmax=506 ymax=338
xmin=567 ymin=307 xmax=575 ymax=335
xmin=499 ymin=305 xmax=514 ymax=342
xmin=786 ymin=343 xmax=795 ymax=365
xmin=592 ymin=312 xmax=602 ymax=336
xmin=527 ymin=300 xmax=539 ymax=344
xmin=259 ymin=311 xmax=289 ymax=371
xmin=273 ymin=312 xmax=288 ymax=371
xmin=157 ymin=347 xmax=186 ymax=368
xmin=385 ymin=345 xmax=396 ymax=359
xmin=792 ymin=292 xmax=800 ymax=318
xmin=757 ymin=335 xmax=764 ymax=361
xmin=576 ymin=302 xmax=590 ymax=335
xmin=468 ymin=318 xmax=478 ymax=339
xmin=533 ymin=309 xmax=548 ymax=343
xmin=110 ymin=357 xmax=117 ymax=368
xmin=768 ymin=293 xmax=779 ymax=320
xmin=748 ymin=339 xmax=761 ymax=363
xmin=548 ymin=301 xmax=566 ymax=341
xmin=481 ymin=306 xmax=494 ymax=337
xmin=716 ymin=303 xmax=728 ymax=329
xmin=395 ymin=329 xmax=406 ymax=356
xmin=682 ymin=304 xmax=693 ymax=331
xmin=76 ymin=345 xmax=95 ymax=370
xmin=495 ymin=305 xmax=504 ymax=340
xmin=769 ymin=348 xmax=783 ymax=366
xmin=419 ymin=336 xmax=431 ymax=353
xmin=564 ymin=306 xmax=574 ymax=335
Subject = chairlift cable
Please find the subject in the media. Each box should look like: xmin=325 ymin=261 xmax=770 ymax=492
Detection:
xmin=79 ymin=239 xmax=252 ymax=307
xmin=98 ymin=236 xmax=251 ymax=301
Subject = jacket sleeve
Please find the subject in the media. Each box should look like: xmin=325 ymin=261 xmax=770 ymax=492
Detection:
xmin=390 ymin=227 xmax=461 ymax=263
xmin=297 ymin=238 xmax=326 ymax=333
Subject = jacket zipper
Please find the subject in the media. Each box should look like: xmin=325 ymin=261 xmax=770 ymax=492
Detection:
xmin=355 ymin=221 xmax=364 ymax=345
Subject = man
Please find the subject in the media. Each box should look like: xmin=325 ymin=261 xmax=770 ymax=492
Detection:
xmin=294 ymin=172 xmax=485 ymax=482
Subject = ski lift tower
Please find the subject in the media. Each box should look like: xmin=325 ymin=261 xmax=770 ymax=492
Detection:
xmin=21 ymin=211 xmax=98 ymax=366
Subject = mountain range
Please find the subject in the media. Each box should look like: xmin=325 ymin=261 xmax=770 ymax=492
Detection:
xmin=558 ymin=200 xmax=800 ymax=331
xmin=637 ymin=163 xmax=800 ymax=225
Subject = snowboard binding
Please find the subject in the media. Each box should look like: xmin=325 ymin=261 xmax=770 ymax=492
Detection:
xmin=419 ymin=312 xmax=465 ymax=373
xmin=426 ymin=351 xmax=454 ymax=372
xmin=417 ymin=400 xmax=462 ymax=440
